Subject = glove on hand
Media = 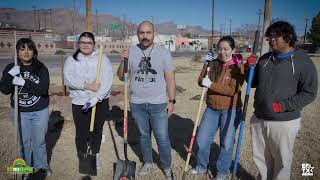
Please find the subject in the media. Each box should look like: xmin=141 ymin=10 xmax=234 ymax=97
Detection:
xmin=247 ymin=54 xmax=257 ymax=65
xmin=205 ymin=52 xmax=214 ymax=64
xmin=272 ymin=102 xmax=282 ymax=113
xmin=202 ymin=75 xmax=212 ymax=88
xmin=12 ymin=75 xmax=25 ymax=86
xmin=82 ymin=97 xmax=99 ymax=112
xmin=8 ymin=66 xmax=20 ymax=77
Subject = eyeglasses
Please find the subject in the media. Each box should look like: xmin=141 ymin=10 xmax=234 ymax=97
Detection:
xmin=79 ymin=41 xmax=94 ymax=46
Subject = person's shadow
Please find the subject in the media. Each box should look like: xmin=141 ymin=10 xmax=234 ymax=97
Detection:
xmin=108 ymin=105 xmax=162 ymax=169
xmin=46 ymin=110 xmax=65 ymax=163
xmin=168 ymin=113 xmax=254 ymax=180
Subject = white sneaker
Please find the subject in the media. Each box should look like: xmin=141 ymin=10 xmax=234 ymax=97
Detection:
xmin=138 ymin=162 xmax=155 ymax=176
xmin=164 ymin=168 xmax=174 ymax=180
xmin=215 ymin=173 xmax=228 ymax=180
xmin=188 ymin=167 xmax=207 ymax=175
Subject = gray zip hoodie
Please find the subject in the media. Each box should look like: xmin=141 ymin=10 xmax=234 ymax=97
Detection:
xmin=64 ymin=49 xmax=113 ymax=105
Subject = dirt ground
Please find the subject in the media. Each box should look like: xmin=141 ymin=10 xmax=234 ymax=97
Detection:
xmin=0 ymin=55 xmax=319 ymax=180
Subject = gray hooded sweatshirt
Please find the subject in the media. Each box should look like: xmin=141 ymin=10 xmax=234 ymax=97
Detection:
xmin=64 ymin=49 xmax=113 ymax=105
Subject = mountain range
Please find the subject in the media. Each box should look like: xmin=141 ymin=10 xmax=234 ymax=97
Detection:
xmin=0 ymin=8 xmax=211 ymax=36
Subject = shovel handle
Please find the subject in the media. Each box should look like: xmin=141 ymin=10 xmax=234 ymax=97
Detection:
xmin=232 ymin=64 xmax=255 ymax=179
xmin=90 ymin=46 xmax=104 ymax=132
xmin=183 ymin=66 xmax=210 ymax=175
xmin=123 ymin=58 xmax=129 ymax=140
xmin=13 ymin=31 xmax=20 ymax=157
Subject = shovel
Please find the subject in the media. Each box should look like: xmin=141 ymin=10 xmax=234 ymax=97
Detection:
xmin=182 ymin=65 xmax=210 ymax=180
xmin=114 ymin=58 xmax=136 ymax=180
xmin=231 ymin=32 xmax=259 ymax=180
xmin=79 ymin=46 xmax=104 ymax=176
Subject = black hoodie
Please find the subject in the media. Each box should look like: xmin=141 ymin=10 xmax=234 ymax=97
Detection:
xmin=252 ymin=49 xmax=318 ymax=121
xmin=0 ymin=61 xmax=49 ymax=112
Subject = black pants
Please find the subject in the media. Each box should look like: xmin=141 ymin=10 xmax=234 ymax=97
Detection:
xmin=72 ymin=98 xmax=109 ymax=156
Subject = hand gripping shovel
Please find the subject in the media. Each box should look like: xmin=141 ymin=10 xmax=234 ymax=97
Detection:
xmin=79 ymin=46 xmax=104 ymax=176
xmin=182 ymin=65 xmax=210 ymax=180
xmin=114 ymin=58 xmax=136 ymax=180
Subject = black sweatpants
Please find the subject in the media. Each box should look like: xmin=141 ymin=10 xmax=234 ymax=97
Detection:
xmin=72 ymin=98 xmax=109 ymax=156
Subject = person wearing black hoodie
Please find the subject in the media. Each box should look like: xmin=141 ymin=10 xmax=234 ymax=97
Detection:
xmin=248 ymin=21 xmax=318 ymax=180
xmin=0 ymin=38 xmax=51 ymax=177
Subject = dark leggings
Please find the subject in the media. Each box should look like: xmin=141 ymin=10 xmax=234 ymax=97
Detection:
xmin=72 ymin=98 xmax=109 ymax=155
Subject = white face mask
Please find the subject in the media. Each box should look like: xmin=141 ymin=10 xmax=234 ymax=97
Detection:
xmin=220 ymin=54 xmax=233 ymax=63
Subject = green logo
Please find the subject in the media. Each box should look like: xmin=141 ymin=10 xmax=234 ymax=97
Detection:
xmin=7 ymin=158 xmax=33 ymax=175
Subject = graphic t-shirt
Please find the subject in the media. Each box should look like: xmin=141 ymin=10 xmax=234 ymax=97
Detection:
xmin=0 ymin=62 xmax=49 ymax=112
xmin=128 ymin=44 xmax=175 ymax=104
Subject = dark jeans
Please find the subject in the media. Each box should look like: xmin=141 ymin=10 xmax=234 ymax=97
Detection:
xmin=72 ymin=99 xmax=109 ymax=156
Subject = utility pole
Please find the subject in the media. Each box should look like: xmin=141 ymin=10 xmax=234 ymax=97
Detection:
xmin=96 ymin=9 xmax=98 ymax=34
xmin=220 ymin=24 xmax=223 ymax=38
xmin=304 ymin=18 xmax=309 ymax=44
xmin=260 ymin=0 xmax=272 ymax=56
xmin=255 ymin=8 xmax=263 ymax=54
xmin=86 ymin=0 xmax=91 ymax=32
xmin=121 ymin=15 xmax=127 ymax=40
xmin=211 ymin=0 xmax=214 ymax=39
xmin=257 ymin=9 xmax=263 ymax=31
xmin=37 ymin=9 xmax=40 ymax=30
xmin=229 ymin=19 xmax=232 ymax=35
xmin=49 ymin=9 xmax=53 ymax=33
xmin=32 ymin=6 xmax=36 ymax=32
xmin=72 ymin=0 xmax=76 ymax=52
xmin=224 ymin=17 xmax=227 ymax=36
xmin=42 ymin=9 xmax=48 ymax=31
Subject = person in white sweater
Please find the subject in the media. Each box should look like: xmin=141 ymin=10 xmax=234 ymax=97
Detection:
xmin=64 ymin=32 xmax=113 ymax=177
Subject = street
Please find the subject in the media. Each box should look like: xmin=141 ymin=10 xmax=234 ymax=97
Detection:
xmin=0 ymin=51 xmax=207 ymax=78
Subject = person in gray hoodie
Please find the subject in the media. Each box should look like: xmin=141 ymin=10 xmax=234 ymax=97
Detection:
xmin=64 ymin=32 xmax=113 ymax=177
xmin=248 ymin=21 xmax=318 ymax=180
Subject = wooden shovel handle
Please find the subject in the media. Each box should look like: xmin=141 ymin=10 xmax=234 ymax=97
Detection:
xmin=90 ymin=46 xmax=104 ymax=132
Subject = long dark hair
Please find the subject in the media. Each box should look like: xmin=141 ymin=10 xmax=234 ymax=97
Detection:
xmin=210 ymin=36 xmax=235 ymax=82
xmin=73 ymin=32 xmax=95 ymax=61
xmin=16 ymin=38 xmax=42 ymax=76
xmin=265 ymin=21 xmax=297 ymax=47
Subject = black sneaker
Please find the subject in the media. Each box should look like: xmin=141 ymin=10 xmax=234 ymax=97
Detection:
xmin=35 ymin=168 xmax=52 ymax=177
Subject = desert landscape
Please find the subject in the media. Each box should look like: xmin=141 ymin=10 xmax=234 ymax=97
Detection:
xmin=0 ymin=54 xmax=319 ymax=180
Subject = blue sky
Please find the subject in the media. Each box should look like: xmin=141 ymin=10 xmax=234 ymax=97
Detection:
xmin=0 ymin=0 xmax=319 ymax=36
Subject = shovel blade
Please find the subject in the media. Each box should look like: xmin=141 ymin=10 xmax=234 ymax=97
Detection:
xmin=79 ymin=153 xmax=97 ymax=176
xmin=113 ymin=159 xmax=136 ymax=180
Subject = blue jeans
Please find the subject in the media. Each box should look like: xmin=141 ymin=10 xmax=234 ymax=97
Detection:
xmin=196 ymin=107 xmax=241 ymax=175
xmin=130 ymin=103 xmax=171 ymax=169
xmin=12 ymin=107 xmax=49 ymax=170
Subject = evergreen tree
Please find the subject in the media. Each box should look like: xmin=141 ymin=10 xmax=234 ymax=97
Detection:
xmin=308 ymin=11 xmax=320 ymax=44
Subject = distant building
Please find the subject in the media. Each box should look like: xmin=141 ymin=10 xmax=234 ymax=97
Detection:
xmin=67 ymin=34 xmax=112 ymax=42
xmin=176 ymin=36 xmax=189 ymax=46
xmin=129 ymin=33 xmax=176 ymax=51
xmin=188 ymin=38 xmax=208 ymax=51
